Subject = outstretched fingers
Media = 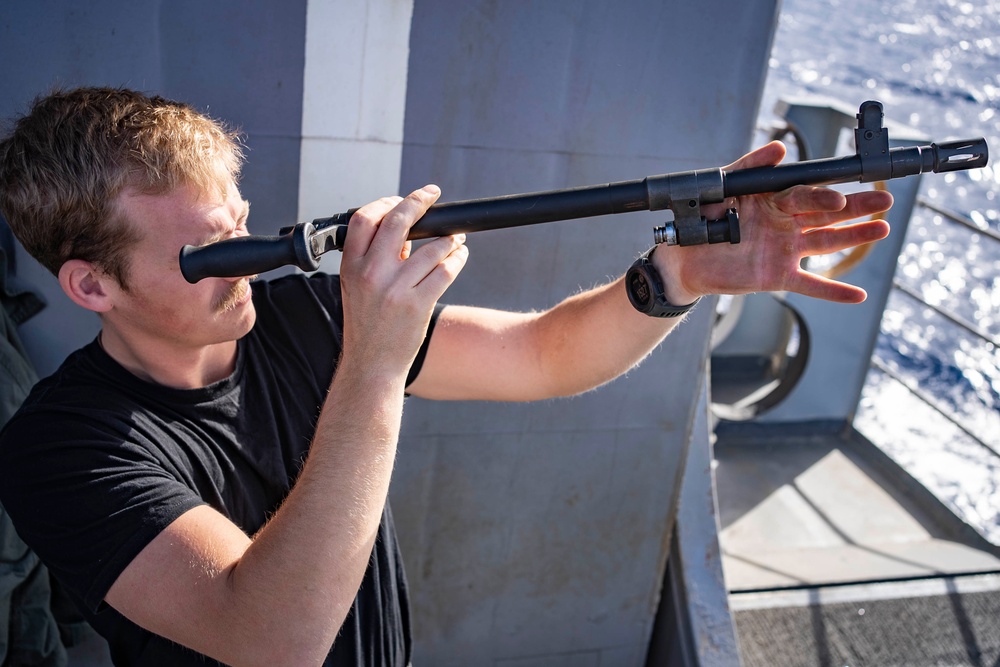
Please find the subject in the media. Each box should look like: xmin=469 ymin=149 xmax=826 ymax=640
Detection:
xmin=757 ymin=187 xmax=892 ymax=303
xmin=789 ymin=208 xmax=891 ymax=303
xmin=788 ymin=269 xmax=870 ymax=303
xmin=801 ymin=218 xmax=890 ymax=257
xmin=774 ymin=187 xmax=894 ymax=229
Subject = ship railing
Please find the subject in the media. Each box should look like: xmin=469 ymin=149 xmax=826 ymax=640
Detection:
xmin=871 ymin=197 xmax=1000 ymax=458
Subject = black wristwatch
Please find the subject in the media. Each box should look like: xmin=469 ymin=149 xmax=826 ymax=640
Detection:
xmin=625 ymin=247 xmax=700 ymax=318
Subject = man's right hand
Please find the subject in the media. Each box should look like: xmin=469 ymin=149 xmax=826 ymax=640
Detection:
xmin=338 ymin=184 xmax=468 ymax=381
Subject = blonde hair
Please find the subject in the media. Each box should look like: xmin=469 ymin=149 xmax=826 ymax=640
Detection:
xmin=0 ymin=87 xmax=244 ymax=288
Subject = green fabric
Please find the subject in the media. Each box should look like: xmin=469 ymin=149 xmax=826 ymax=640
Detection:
xmin=0 ymin=242 xmax=67 ymax=667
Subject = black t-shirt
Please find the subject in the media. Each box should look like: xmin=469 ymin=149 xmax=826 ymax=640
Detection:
xmin=0 ymin=273 xmax=432 ymax=666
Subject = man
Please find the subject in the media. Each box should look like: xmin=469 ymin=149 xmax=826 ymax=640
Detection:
xmin=0 ymin=87 xmax=891 ymax=666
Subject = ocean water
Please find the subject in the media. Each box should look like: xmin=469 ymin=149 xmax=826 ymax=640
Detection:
xmin=756 ymin=0 xmax=1000 ymax=542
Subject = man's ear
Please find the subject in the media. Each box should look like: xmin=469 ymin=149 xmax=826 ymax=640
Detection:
xmin=58 ymin=259 xmax=115 ymax=313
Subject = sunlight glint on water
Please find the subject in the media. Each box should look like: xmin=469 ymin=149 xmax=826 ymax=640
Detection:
xmin=757 ymin=0 xmax=1000 ymax=543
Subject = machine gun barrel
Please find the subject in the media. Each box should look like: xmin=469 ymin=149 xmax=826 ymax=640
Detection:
xmin=724 ymin=137 xmax=985 ymax=196
xmin=179 ymin=102 xmax=987 ymax=284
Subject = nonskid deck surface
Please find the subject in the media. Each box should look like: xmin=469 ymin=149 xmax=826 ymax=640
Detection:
xmin=731 ymin=574 xmax=1000 ymax=667
xmin=714 ymin=421 xmax=1000 ymax=666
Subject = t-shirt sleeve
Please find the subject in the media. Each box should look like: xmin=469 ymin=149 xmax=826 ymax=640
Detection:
xmin=0 ymin=411 xmax=205 ymax=613
xmin=406 ymin=302 xmax=446 ymax=388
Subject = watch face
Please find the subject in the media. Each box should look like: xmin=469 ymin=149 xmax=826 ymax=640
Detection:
xmin=627 ymin=253 xmax=698 ymax=317
xmin=628 ymin=271 xmax=652 ymax=308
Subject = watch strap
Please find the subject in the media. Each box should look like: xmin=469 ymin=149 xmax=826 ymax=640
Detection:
xmin=625 ymin=247 xmax=700 ymax=318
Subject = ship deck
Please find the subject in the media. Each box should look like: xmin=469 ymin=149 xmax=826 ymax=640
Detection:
xmin=715 ymin=421 xmax=1000 ymax=666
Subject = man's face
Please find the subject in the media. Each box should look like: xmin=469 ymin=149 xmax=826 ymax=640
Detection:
xmin=106 ymin=179 xmax=257 ymax=351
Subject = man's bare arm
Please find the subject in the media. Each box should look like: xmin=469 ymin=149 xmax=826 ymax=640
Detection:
xmin=407 ymin=142 xmax=892 ymax=403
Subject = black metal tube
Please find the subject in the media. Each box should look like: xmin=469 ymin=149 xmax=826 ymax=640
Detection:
xmin=723 ymin=138 xmax=988 ymax=197
xmin=723 ymin=155 xmax=863 ymax=197
xmin=400 ymin=179 xmax=650 ymax=240
xmin=179 ymin=136 xmax=988 ymax=282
